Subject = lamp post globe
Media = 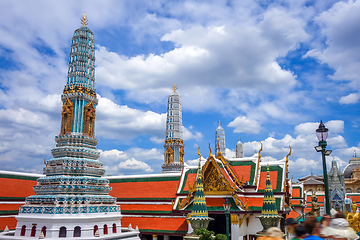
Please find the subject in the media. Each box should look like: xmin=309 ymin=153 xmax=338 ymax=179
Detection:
xmin=315 ymin=120 xmax=331 ymax=215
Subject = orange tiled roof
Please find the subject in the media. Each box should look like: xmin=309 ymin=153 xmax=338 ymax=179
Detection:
xmin=0 ymin=217 xmax=17 ymax=232
xmin=292 ymin=188 xmax=301 ymax=198
xmin=231 ymin=165 xmax=252 ymax=183
xmin=109 ymin=176 xmax=180 ymax=200
xmin=0 ymin=177 xmax=36 ymax=198
xmin=121 ymin=216 xmax=187 ymax=234
xmin=258 ymin=171 xmax=278 ymax=190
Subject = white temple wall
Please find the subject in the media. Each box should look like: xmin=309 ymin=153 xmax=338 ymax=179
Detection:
xmin=15 ymin=213 xmax=122 ymax=238
xmin=238 ymin=214 xmax=262 ymax=237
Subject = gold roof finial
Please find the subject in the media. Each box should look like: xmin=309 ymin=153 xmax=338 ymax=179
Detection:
xmin=208 ymin=140 xmax=213 ymax=157
xmin=80 ymin=13 xmax=88 ymax=26
xmin=238 ymin=137 xmax=240 ymax=141
xmin=173 ymin=83 xmax=177 ymax=92
xmin=219 ymin=120 xmax=221 ymax=126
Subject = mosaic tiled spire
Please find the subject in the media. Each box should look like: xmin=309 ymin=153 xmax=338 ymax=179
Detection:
xmin=162 ymin=83 xmax=184 ymax=173
xmin=16 ymin=15 xmax=120 ymax=225
xmin=186 ymin=155 xmax=213 ymax=231
xmin=261 ymin=165 xmax=278 ymax=216
xmin=191 ymin=160 xmax=209 ymax=218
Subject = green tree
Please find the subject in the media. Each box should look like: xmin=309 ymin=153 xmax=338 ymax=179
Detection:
xmin=194 ymin=229 xmax=227 ymax=240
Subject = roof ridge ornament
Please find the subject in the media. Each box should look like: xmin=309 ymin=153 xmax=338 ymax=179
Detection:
xmin=208 ymin=140 xmax=213 ymax=157
xmin=80 ymin=13 xmax=88 ymax=26
xmin=173 ymin=83 xmax=177 ymax=92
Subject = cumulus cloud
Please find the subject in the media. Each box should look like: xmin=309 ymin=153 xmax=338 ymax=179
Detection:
xmin=339 ymin=93 xmax=360 ymax=104
xmin=305 ymin=0 xmax=360 ymax=87
xmin=228 ymin=116 xmax=261 ymax=134
xmin=96 ymin=96 xmax=166 ymax=140
xmin=99 ymin=148 xmax=162 ymax=175
xmin=118 ymin=158 xmax=153 ymax=172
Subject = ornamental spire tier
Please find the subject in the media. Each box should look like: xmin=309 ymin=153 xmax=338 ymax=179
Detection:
xmin=12 ymin=17 xmax=139 ymax=239
xmin=162 ymin=83 xmax=185 ymax=173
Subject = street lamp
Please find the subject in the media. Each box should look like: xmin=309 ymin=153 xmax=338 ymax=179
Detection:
xmin=315 ymin=120 xmax=331 ymax=215
xmin=223 ymin=198 xmax=231 ymax=240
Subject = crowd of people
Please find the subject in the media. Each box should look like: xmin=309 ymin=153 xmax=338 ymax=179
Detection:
xmin=258 ymin=212 xmax=359 ymax=240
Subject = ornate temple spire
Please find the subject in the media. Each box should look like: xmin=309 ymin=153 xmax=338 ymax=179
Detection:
xmin=162 ymin=84 xmax=184 ymax=173
xmin=191 ymin=159 xmax=209 ymax=218
xmin=256 ymin=164 xmax=282 ymax=234
xmin=215 ymin=121 xmax=226 ymax=156
xmin=61 ymin=16 xmax=97 ymax=137
xmin=262 ymin=165 xmax=278 ymax=216
xmin=236 ymin=137 xmax=244 ymax=158
xmin=13 ymin=17 xmax=131 ymax=239
xmin=186 ymin=150 xmax=213 ymax=230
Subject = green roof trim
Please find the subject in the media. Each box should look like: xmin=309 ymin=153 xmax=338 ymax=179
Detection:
xmin=0 ymin=174 xmax=39 ymax=181
xmin=109 ymin=175 xmax=180 ymax=183
xmin=0 ymin=210 xmax=19 ymax=214
xmin=0 ymin=197 xmax=26 ymax=201
xmin=179 ymin=168 xmax=198 ymax=194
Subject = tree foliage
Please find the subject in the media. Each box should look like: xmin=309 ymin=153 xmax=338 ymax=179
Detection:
xmin=194 ymin=229 xmax=227 ymax=240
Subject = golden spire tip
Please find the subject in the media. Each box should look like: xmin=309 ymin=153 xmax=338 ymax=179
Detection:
xmin=80 ymin=13 xmax=88 ymax=26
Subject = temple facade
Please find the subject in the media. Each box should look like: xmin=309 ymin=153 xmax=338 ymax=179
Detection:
xmin=162 ymin=84 xmax=185 ymax=173
xmin=0 ymin=15 xmax=139 ymax=240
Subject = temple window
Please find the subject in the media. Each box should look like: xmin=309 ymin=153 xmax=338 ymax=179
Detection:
xmin=59 ymin=226 xmax=67 ymax=238
xmin=357 ymin=188 xmax=360 ymax=193
xmin=20 ymin=225 xmax=26 ymax=236
xmin=41 ymin=226 xmax=46 ymax=237
xmin=30 ymin=226 xmax=36 ymax=237
xmin=93 ymin=225 xmax=98 ymax=236
xmin=346 ymin=188 xmax=352 ymax=193
xmin=104 ymin=224 xmax=108 ymax=235
xmin=112 ymin=223 xmax=117 ymax=233
xmin=74 ymin=226 xmax=81 ymax=237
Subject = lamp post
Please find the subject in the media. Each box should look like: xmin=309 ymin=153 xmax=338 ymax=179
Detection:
xmin=314 ymin=120 xmax=332 ymax=215
xmin=223 ymin=198 xmax=231 ymax=240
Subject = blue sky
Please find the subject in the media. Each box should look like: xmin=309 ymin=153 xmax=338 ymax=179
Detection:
xmin=0 ymin=0 xmax=359 ymax=180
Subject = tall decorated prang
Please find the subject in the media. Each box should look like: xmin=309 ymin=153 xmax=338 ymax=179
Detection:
xmin=162 ymin=83 xmax=185 ymax=173
xmin=11 ymin=15 xmax=139 ymax=239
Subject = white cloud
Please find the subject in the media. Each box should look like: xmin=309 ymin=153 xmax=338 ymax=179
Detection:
xmin=118 ymin=158 xmax=153 ymax=172
xmin=96 ymin=96 xmax=166 ymax=140
xmin=183 ymin=126 xmax=203 ymax=141
xmin=339 ymin=93 xmax=360 ymax=104
xmin=305 ymin=0 xmax=360 ymax=87
xmin=228 ymin=116 xmax=261 ymax=134
xmin=99 ymin=148 xmax=162 ymax=175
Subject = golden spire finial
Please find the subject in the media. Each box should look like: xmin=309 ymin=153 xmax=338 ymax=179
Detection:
xmin=198 ymin=146 xmax=202 ymax=160
xmin=208 ymin=140 xmax=213 ymax=157
xmin=80 ymin=13 xmax=88 ymax=26
xmin=173 ymin=83 xmax=177 ymax=92
xmin=219 ymin=120 xmax=221 ymax=126
xmin=238 ymin=137 xmax=240 ymax=141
